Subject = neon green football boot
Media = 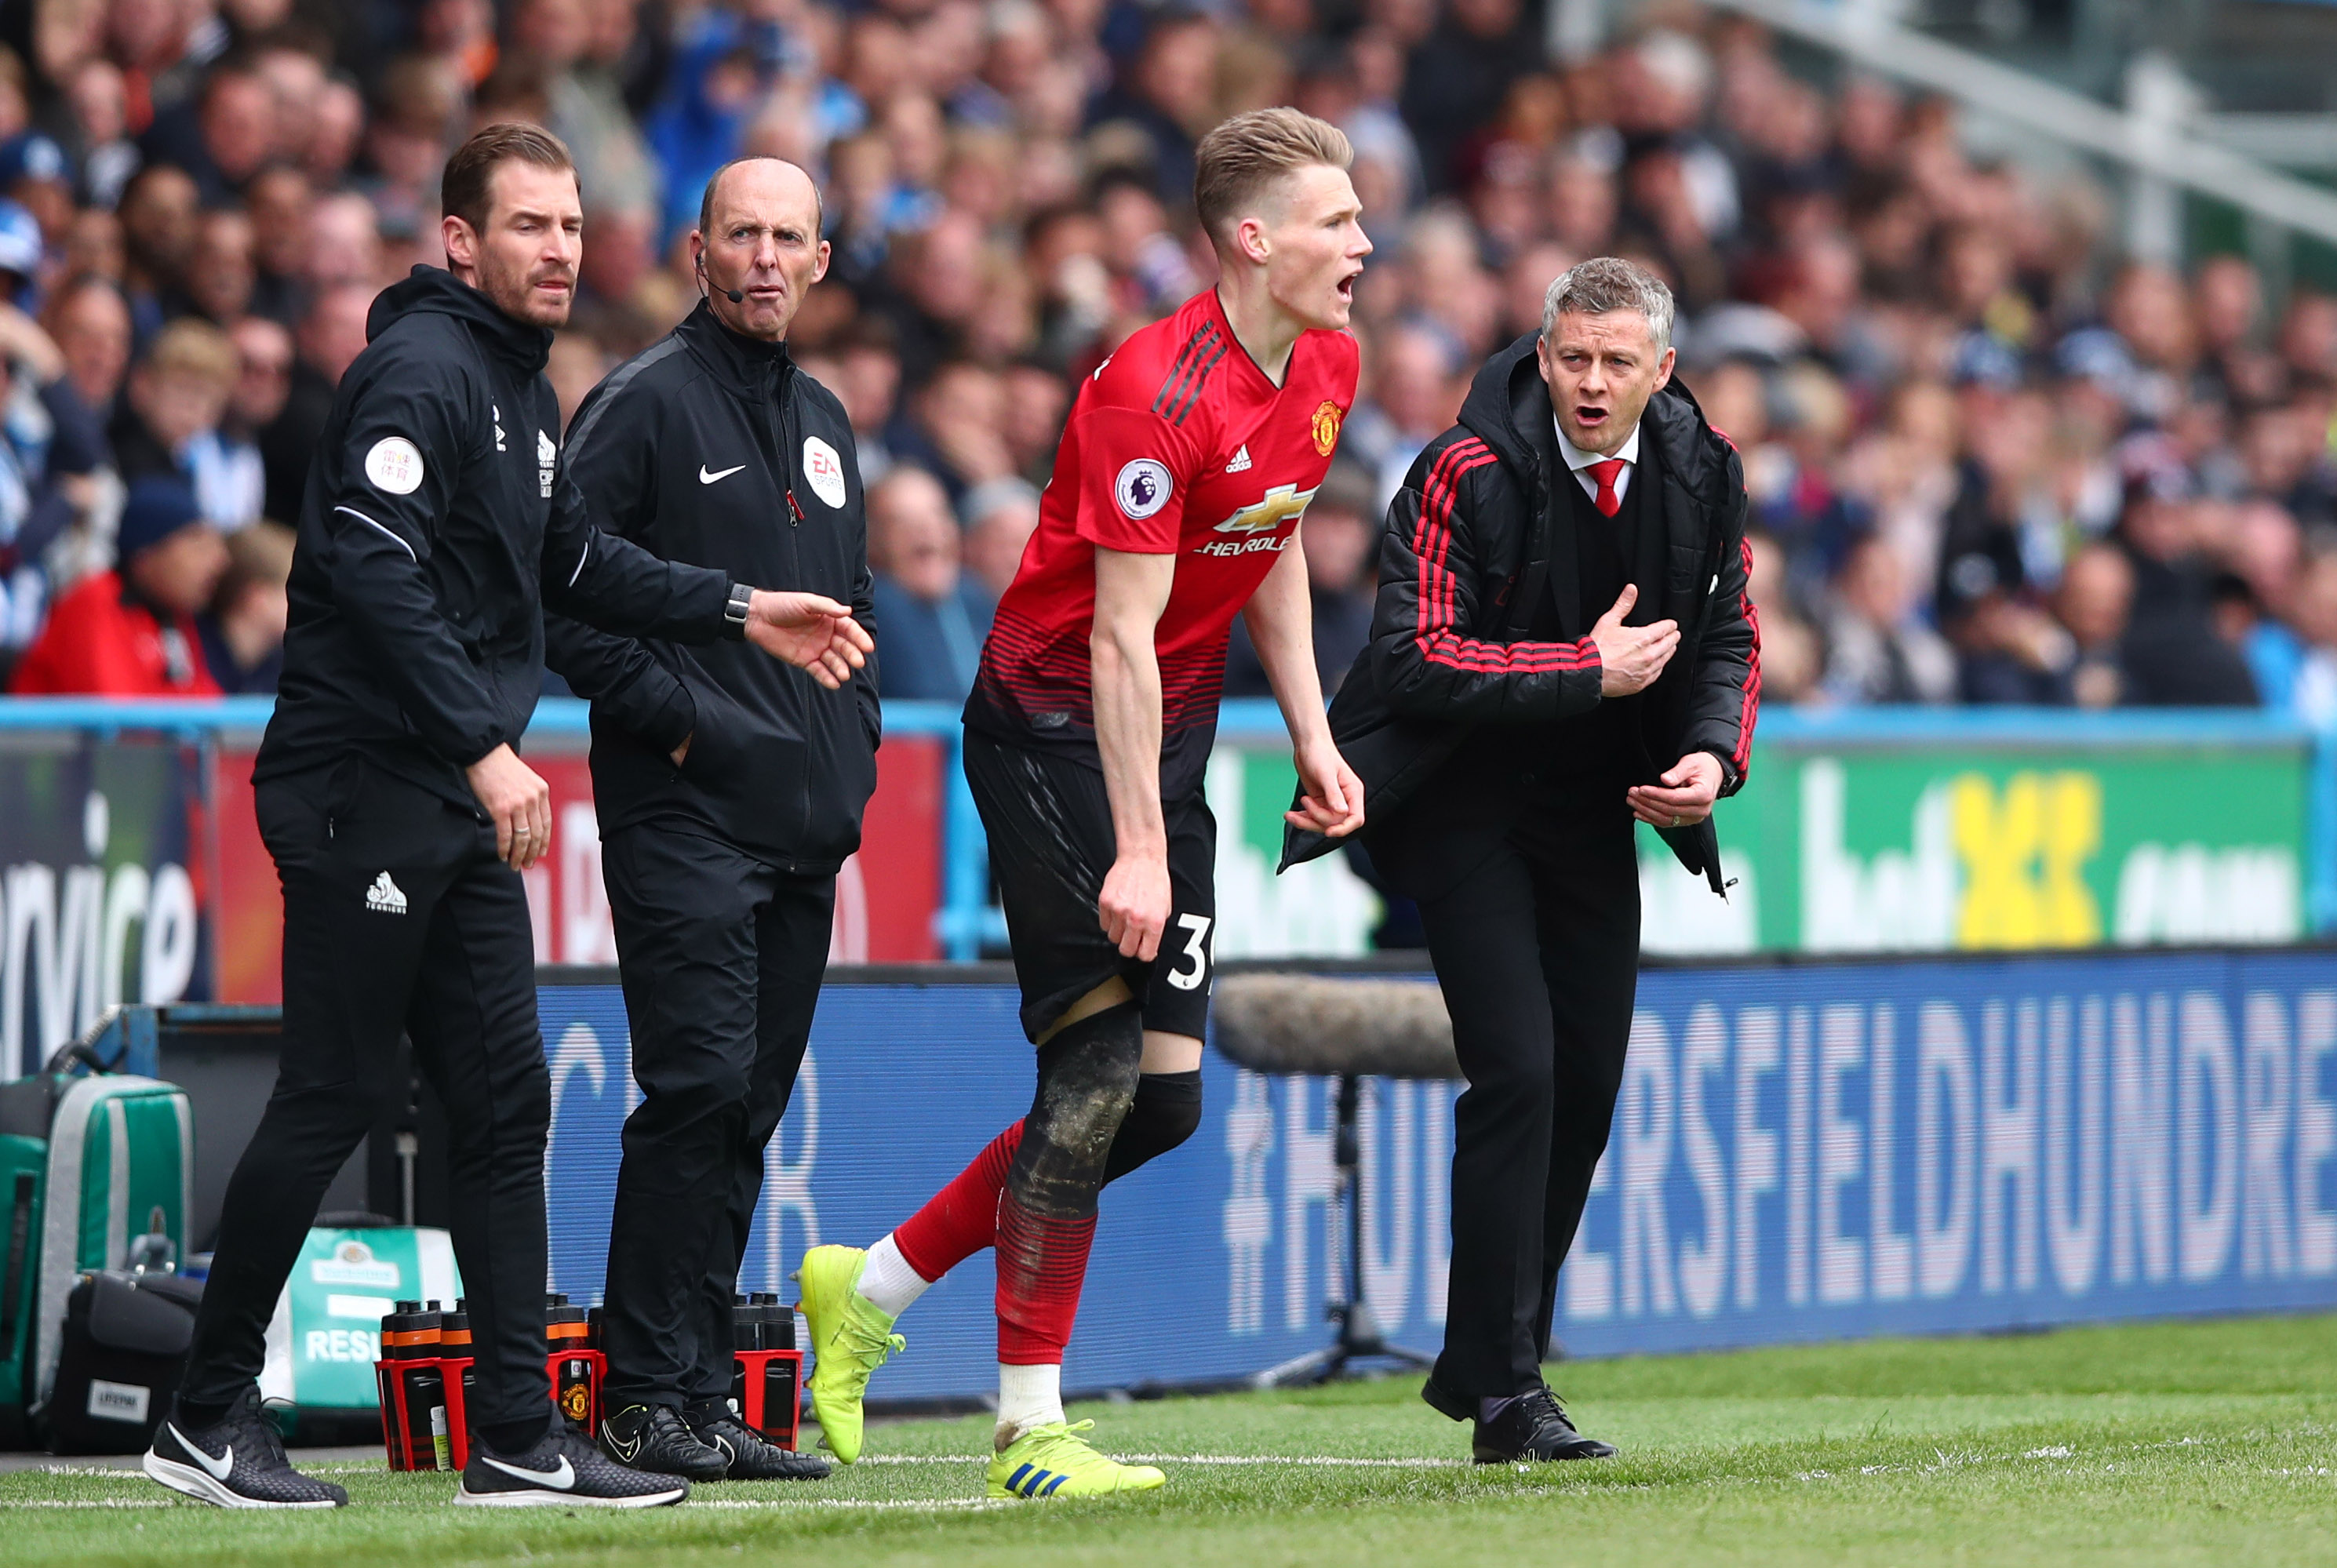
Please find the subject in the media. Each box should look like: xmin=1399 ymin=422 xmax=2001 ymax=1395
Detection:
xmin=793 ymin=1244 xmax=904 ymax=1464
xmin=987 ymin=1421 xmax=1167 ymax=1500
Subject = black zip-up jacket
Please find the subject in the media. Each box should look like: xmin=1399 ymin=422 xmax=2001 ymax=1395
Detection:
xmin=257 ymin=267 xmax=742 ymax=811
xmin=544 ymin=302 xmax=879 ymax=874
xmin=1283 ymin=331 xmax=1761 ymax=892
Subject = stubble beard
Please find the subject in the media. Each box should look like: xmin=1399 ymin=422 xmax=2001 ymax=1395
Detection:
xmin=482 ymin=250 xmax=573 ymax=329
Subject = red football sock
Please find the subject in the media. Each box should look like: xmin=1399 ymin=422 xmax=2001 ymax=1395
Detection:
xmin=994 ymin=1189 xmax=1097 ymax=1365
xmin=892 ymin=1120 xmax=1024 ymax=1282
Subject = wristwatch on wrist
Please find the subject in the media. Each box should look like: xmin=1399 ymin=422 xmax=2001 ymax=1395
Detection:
xmin=722 ymin=582 xmax=754 ymax=641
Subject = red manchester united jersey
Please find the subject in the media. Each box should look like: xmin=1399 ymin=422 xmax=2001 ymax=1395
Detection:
xmin=964 ymin=289 xmax=1360 ymax=796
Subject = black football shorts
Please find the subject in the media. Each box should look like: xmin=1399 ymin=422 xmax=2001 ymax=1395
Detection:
xmin=963 ymin=730 xmax=1218 ymax=1043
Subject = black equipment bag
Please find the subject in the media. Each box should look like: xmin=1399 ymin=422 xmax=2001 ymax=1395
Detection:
xmin=45 ymin=1271 xmax=202 ymax=1454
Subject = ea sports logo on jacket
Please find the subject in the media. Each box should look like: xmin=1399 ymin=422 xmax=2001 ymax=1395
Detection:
xmin=803 ymin=436 xmax=848 ymax=508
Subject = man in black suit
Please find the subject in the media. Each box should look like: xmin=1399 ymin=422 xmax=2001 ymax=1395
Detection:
xmin=1286 ymin=256 xmax=1760 ymax=1464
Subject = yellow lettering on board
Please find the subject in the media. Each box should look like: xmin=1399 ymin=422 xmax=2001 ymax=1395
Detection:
xmin=1950 ymin=770 xmax=2102 ymax=948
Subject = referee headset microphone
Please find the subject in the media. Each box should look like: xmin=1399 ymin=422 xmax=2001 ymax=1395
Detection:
xmin=695 ymin=251 xmax=745 ymax=305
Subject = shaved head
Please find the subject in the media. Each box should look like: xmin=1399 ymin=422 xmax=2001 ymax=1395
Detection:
xmin=700 ymin=157 xmax=824 ymax=238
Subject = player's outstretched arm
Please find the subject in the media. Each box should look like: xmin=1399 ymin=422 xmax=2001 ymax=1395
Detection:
xmin=1090 ymin=546 xmax=1177 ymax=962
xmin=1240 ymin=537 xmax=1363 ymax=839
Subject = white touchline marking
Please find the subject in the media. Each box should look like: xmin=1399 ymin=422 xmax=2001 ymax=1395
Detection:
xmin=855 ymin=1453 xmax=1463 ymax=1468
xmin=687 ymin=1497 xmax=1010 ymax=1511
xmin=0 ymin=1498 xmax=184 ymax=1508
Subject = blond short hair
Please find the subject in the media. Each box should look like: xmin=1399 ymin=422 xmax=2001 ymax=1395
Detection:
xmin=1193 ymin=108 xmax=1352 ymax=249
xmin=143 ymin=318 xmax=238 ymax=389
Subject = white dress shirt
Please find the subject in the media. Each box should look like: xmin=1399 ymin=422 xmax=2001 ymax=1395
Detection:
xmin=1554 ymin=417 xmax=1641 ymax=508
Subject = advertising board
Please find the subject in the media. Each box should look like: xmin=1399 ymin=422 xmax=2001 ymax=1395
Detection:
xmin=537 ymin=949 xmax=2337 ymax=1400
xmin=0 ymin=732 xmax=209 ymax=1076
xmin=213 ymin=732 xmax=947 ymax=1003
xmin=1202 ymin=708 xmax=2317 ymax=961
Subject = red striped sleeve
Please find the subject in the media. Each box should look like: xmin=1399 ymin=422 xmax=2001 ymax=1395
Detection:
xmin=1731 ymin=533 xmax=1761 ymax=776
xmin=1410 ymin=438 xmax=1600 ymax=675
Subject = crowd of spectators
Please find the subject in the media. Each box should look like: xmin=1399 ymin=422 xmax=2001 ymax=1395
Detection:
xmin=0 ymin=0 xmax=2333 ymax=720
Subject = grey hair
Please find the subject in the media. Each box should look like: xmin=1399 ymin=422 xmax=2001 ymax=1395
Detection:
xmin=1542 ymin=256 xmax=1676 ymax=353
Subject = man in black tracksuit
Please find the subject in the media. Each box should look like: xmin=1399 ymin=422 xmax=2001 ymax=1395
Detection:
xmin=1285 ymin=258 xmax=1759 ymax=1465
xmin=147 ymin=129 xmax=869 ymax=1513
xmin=543 ymin=158 xmax=874 ymax=1483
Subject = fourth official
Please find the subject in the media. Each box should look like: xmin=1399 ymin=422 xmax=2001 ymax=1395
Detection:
xmin=546 ymin=157 xmax=875 ymax=1483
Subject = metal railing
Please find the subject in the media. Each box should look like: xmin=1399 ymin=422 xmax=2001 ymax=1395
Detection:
xmin=1709 ymin=0 xmax=2337 ymax=263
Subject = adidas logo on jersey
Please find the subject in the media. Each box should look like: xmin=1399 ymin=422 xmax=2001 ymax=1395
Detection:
xmin=366 ymin=872 xmax=409 ymax=915
xmin=1225 ymin=445 xmax=1252 ymax=474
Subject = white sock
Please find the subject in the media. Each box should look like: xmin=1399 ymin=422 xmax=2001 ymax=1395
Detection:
xmin=996 ymin=1362 xmax=1064 ymax=1446
xmin=856 ymin=1233 xmax=931 ymax=1319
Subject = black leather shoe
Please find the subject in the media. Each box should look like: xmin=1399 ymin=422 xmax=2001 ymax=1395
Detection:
xmin=684 ymin=1400 xmax=832 ymax=1480
xmin=600 ymin=1402 xmax=728 ymax=1481
xmin=1471 ymin=1386 xmax=1617 ymax=1464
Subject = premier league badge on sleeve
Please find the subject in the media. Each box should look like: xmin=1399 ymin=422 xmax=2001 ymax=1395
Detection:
xmin=1115 ymin=458 xmax=1173 ymax=520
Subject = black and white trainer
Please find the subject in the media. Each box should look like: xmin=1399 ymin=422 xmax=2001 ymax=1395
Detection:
xmin=599 ymin=1401 xmax=728 ymax=1481
xmin=457 ymin=1422 xmax=689 ymax=1508
xmin=683 ymin=1400 xmax=832 ymax=1481
xmin=144 ymin=1388 xmax=348 ymax=1509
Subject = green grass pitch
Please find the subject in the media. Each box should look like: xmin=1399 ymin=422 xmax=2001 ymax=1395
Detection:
xmin=6 ymin=1313 xmax=2335 ymax=1566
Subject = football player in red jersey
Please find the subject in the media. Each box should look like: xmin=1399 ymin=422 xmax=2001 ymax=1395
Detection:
xmin=796 ymin=108 xmax=1371 ymax=1498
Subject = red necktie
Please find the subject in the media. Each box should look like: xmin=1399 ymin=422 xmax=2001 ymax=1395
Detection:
xmin=1587 ymin=457 xmax=1627 ymax=518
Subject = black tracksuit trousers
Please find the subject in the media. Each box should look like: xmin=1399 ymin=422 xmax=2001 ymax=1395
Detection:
xmin=1379 ymin=776 xmax=1641 ymax=1413
xmin=182 ymin=759 xmax=556 ymax=1442
xmin=597 ymin=822 xmax=834 ymax=1410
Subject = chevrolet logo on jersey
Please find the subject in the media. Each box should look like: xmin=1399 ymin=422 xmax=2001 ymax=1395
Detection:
xmin=1196 ymin=483 xmax=1316 ymax=558
xmin=1212 ymin=484 xmax=1316 ymax=534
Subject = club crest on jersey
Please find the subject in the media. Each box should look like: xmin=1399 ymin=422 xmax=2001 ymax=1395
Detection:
xmin=1311 ymin=400 xmax=1344 ymax=456
xmin=1196 ymin=483 xmax=1314 ymax=557
xmin=537 ymin=430 xmax=556 ymax=497
xmin=1116 ymin=458 xmax=1173 ymax=520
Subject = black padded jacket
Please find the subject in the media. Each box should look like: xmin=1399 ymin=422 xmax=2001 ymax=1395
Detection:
xmin=1283 ymin=331 xmax=1760 ymax=893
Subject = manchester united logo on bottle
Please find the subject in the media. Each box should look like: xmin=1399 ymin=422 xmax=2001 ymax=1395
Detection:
xmin=1311 ymin=400 xmax=1343 ymax=456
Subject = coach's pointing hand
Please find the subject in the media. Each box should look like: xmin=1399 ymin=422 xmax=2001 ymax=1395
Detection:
xmin=467 ymin=743 xmax=552 ymax=870
xmin=744 ymin=590 xmax=875 ymax=688
xmin=1592 ymin=585 xmax=1678 ymax=697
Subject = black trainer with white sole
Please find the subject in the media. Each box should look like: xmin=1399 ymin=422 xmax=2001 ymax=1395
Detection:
xmin=144 ymin=1388 xmax=348 ymax=1509
xmin=457 ymin=1423 xmax=690 ymax=1507
xmin=683 ymin=1400 xmax=832 ymax=1481
xmin=600 ymin=1401 xmax=728 ymax=1481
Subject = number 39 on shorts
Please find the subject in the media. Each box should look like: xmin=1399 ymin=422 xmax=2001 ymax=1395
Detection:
xmin=1163 ymin=913 xmax=1213 ymax=991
